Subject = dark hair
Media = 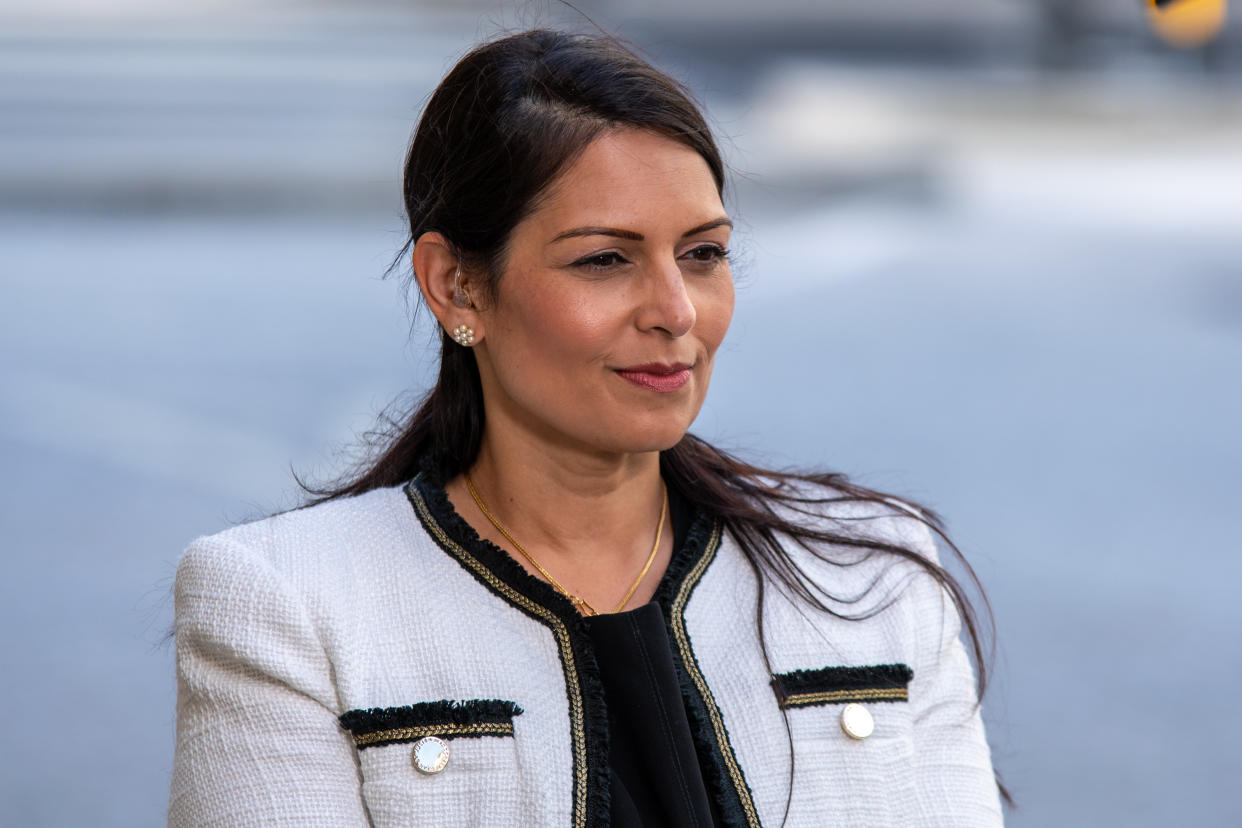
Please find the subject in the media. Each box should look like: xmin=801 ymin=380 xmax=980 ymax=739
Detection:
xmin=308 ymin=28 xmax=1007 ymax=810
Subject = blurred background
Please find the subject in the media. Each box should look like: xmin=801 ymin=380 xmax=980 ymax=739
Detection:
xmin=2 ymin=0 xmax=1240 ymax=825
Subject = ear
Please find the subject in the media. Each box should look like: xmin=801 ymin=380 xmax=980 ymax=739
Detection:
xmin=412 ymin=231 xmax=484 ymax=344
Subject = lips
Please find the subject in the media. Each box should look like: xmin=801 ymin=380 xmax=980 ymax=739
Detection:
xmin=614 ymin=362 xmax=693 ymax=393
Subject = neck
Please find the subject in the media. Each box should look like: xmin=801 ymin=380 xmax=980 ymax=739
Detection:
xmin=465 ymin=431 xmax=663 ymax=556
xmin=443 ymin=425 xmax=674 ymax=614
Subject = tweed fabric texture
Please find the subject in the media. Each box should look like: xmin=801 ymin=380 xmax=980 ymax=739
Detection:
xmin=169 ymin=482 xmax=1003 ymax=827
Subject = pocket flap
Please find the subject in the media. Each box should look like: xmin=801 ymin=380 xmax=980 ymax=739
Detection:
xmin=339 ymin=699 xmax=523 ymax=749
xmin=771 ymin=664 xmax=913 ymax=709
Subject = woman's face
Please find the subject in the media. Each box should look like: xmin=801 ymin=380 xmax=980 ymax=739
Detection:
xmin=472 ymin=128 xmax=734 ymax=458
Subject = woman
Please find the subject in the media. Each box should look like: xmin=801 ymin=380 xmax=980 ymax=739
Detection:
xmin=170 ymin=29 xmax=1004 ymax=827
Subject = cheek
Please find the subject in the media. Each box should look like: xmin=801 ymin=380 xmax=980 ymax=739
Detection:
xmin=696 ymin=279 xmax=735 ymax=355
xmin=494 ymin=283 xmax=615 ymax=366
xmin=552 ymin=295 xmax=617 ymax=348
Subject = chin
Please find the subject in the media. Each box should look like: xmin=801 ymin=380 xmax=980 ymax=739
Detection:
xmin=601 ymin=422 xmax=692 ymax=455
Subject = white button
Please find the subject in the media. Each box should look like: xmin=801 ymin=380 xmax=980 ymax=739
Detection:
xmin=412 ymin=736 xmax=450 ymax=774
xmin=840 ymin=703 xmax=875 ymax=740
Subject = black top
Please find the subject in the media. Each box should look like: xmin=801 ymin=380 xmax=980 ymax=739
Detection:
xmin=410 ymin=458 xmax=747 ymax=827
xmin=582 ymin=488 xmax=721 ymax=828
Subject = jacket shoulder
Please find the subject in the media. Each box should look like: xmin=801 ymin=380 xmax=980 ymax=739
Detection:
xmin=754 ymin=476 xmax=940 ymax=568
xmin=182 ymin=484 xmax=413 ymax=574
xmin=175 ymin=484 xmax=425 ymax=623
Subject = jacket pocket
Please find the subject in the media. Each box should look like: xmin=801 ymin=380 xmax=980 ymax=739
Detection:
xmin=338 ymin=699 xmax=523 ymax=748
xmin=772 ymin=665 xmax=915 ymax=825
xmin=340 ymin=700 xmax=526 ymax=827
xmin=771 ymin=663 xmax=912 ymax=708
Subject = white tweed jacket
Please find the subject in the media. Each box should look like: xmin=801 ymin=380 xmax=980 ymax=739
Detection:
xmin=169 ymin=468 xmax=1003 ymax=827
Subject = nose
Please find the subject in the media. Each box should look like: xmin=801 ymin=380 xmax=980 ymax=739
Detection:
xmin=637 ymin=258 xmax=696 ymax=338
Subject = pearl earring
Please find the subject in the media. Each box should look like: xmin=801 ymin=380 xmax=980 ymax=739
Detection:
xmin=450 ymin=324 xmax=475 ymax=346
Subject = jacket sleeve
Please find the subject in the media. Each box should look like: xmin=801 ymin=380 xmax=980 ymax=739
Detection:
xmin=905 ymin=532 xmax=1005 ymax=827
xmin=169 ymin=535 xmax=371 ymax=827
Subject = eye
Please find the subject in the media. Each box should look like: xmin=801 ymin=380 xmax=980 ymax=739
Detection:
xmin=573 ymin=251 xmax=629 ymax=271
xmin=681 ymin=244 xmax=729 ymax=265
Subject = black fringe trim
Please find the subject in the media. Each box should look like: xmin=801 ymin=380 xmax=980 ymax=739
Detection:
xmin=653 ymin=516 xmax=758 ymax=828
xmin=772 ymin=663 xmax=914 ymax=707
xmin=406 ymin=456 xmax=612 ymax=828
xmin=339 ymin=699 xmax=523 ymax=738
xmin=405 ymin=457 xmax=754 ymax=827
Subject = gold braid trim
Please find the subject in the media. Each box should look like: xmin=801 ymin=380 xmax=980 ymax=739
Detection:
xmin=354 ymin=721 xmax=514 ymax=747
xmin=779 ymin=687 xmax=909 ymax=708
xmin=407 ymin=487 xmax=590 ymax=828
xmin=669 ymin=523 xmax=762 ymax=828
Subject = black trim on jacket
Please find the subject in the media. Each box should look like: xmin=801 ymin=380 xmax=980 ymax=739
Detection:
xmin=339 ymin=700 xmax=523 ymax=749
xmin=772 ymin=663 xmax=914 ymax=708
xmin=405 ymin=455 xmax=758 ymax=828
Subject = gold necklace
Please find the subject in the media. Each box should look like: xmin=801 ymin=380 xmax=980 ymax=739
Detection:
xmin=463 ymin=473 xmax=668 ymax=616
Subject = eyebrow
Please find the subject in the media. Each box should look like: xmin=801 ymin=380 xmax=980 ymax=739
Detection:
xmin=549 ymin=217 xmax=733 ymax=244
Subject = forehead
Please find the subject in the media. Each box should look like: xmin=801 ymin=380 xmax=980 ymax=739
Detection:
xmin=526 ymin=129 xmax=724 ymax=232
